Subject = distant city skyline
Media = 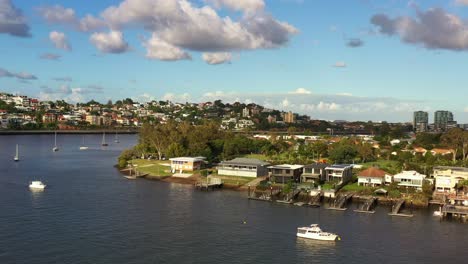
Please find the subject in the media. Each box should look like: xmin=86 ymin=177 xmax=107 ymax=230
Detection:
xmin=1 ymin=0 xmax=468 ymax=122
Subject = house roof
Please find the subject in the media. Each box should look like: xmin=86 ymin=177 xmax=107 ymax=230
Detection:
xmin=170 ymin=157 xmax=206 ymax=162
xmin=326 ymin=164 xmax=352 ymax=170
xmin=304 ymin=163 xmax=329 ymax=169
xmin=358 ymin=167 xmax=391 ymax=178
xmin=268 ymin=164 xmax=304 ymax=170
xmin=220 ymin=158 xmax=270 ymax=166
xmin=430 ymin=148 xmax=453 ymax=155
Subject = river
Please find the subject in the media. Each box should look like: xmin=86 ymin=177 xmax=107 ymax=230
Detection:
xmin=0 ymin=134 xmax=466 ymax=264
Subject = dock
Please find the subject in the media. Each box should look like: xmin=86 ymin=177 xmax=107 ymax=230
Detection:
xmin=354 ymin=197 xmax=377 ymax=214
xmin=276 ymin=189 xmax=301 ymax=204
xmin=388 ymin=199 xmax=414 ymax=217
xmin=195 ymin=177 xmax=223 ymax=191
xmin=440 ymin=205 xmax=468 ymax=222
xmin=327 ymin=194 xmax=353 ymax=211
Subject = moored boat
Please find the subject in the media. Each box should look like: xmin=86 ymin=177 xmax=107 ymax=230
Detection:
xmin=29 ymin=181 xmax=46 ymax=190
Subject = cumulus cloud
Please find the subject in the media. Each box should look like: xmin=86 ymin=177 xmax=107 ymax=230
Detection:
xmin=347 ymin=38 xmax=364 ymax=47
xmin=143 ymin=34 xmax=191 ymax=61
xmin=100 ymin=0 xmax=297 ymax=52
xmin=162 ymin=92 xmax=191 ymax=102
xmin=205 ymin=0 xmax=265 ymax=13
xmin=40 ymin=53 xmax=62 ymax=60
xmin=90 ymin=31 xmax=129 ymax=54
xmin=39 ymin=84 xmax=104 ymax=103
xmin=38 ymin=5 xmax=106 ymax=32
xmin=371 ymin=8 xmax=468 ymax=51
xmin=202 ymin=52 xmax=232 ymax=64
xmin=289 ymin=88 xmax=312 ymax=94
xmin=333 ymin=61 xmax=347 ymax=68
xmin=49 ymin=31 xmax=71 ymax=51
xmin=0 ymin=67 xmax=37 ymax=80
xmin=0 ymin=0 xmax=30 ymax=37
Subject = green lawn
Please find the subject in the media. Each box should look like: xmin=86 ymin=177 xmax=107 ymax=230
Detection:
xmin=321 ymin=183 xmax=335 ymax=190
xmin=214 ymin=175 xmax=255 ymax=186
xmin=130 ymin=159 xmax=173 ymax=177
xmin=341 ymin=182 xmax=371 ymax=192
xmin=242 ymin=154 xmax=268 ymax=161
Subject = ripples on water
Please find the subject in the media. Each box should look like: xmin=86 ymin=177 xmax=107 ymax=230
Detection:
xmin=0 ymin=134 xmax=467 ymax=264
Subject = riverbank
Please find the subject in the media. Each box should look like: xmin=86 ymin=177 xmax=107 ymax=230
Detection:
xmin=0 ymin=129 xmax=138 ymax=135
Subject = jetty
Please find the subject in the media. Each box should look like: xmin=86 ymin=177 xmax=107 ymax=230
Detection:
xmin=276 ymin=189 xmax=301 ymax=204
xmin=248 ymin=187 xmax=281 ymax=201
xmin=388 ymin=199 xmax=414 ymax=217
xmin=354 ymin=197 xmax=377 ymax=214
xmin=440 ymin=204 xmax=468 ymax=222
xmin=195 ymin=177 xmax=223 ymax=191
xmin=328 ymin=194 xmax=353 ymax=211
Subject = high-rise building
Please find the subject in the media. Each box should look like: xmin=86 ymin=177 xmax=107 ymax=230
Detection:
xmin=284 ymin=111 xmax=296 ymax=124
xmin=434 ymin=111 xmax=454 ymax=131
xmin=413 ymin=111 xmax=428 ymax=133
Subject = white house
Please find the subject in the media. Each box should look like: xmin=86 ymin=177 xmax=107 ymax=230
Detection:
xmin=169 ymin=157 xmax=206 ymax=173
xmin=218 ymin=158 xmax=270 ymax=178
xmin=393 ymin=171 xmax=427 ymax=190
xmin=433 ymin=166 xmax=468 ymax=193
xmin=358 ymin=167 xmax=393 ymax=187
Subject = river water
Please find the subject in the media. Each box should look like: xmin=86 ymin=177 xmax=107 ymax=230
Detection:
xmin=0 ymin=134 xmax=466 ymax=264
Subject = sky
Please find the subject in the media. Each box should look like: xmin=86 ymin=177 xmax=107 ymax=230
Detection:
xmin=1 ymin=0 xmax=468 ymax=123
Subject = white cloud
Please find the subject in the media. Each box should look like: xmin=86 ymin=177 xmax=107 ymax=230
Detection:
xmin=38 ymin=5 xmax=106 ymax=32
xmin=79 ymin=15 xmax=107 ymax=32
xmin=333 ymin=61 xmax=347 ymax=68
xmin=39 ymin=84 xmax=104 ymax=103
xmin=143 ymin=34 xmax=191 ymax=61
xmin=100 ymin=0 xmax=297 ymax=52
xmin=40 ymin=53 xmax=61 ymax=60
xmin=90 ymin=31 xmax=129 ymax=54
xmin=49 ymin=31 xmax=71 ymax=51
xmin=162 ymin=92 xmax=191 ymax=102
xmin=205 ymin=0 xmax=265 ymax=13
xmin=52 ymin=77 xmax=72 ymax=82
xmin=0 ymin=0 xmax=30 ymax=37
xmin=371 ymin=8 xmax=468 ymax=51
xmin=202 ymin=52 xmax=232 ymax=64
xmin=289 ymin=88 xmax=311 ymax=94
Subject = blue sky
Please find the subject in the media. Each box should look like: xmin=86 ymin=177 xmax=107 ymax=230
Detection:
xmin=1 ymin=0 xmax=468 ymax=122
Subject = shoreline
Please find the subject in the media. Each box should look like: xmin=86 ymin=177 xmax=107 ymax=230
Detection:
xmin=0 ymin=129 xmax=138 ymax=135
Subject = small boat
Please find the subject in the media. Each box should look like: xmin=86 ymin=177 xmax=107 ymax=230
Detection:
xmin=433 ymin=211 xmax=442 ymax=217
xmin=114 ymin=131 xmax=120 ymax=143
xmin=101 ymin=132 xmax=108 ymax=147
xmin=29 ymin=181 xmax=46 ymax=190
xmin=52 ymin=131 xmax=59 ymax=152
xmin=297 ymin=224 xmax=340 ymax=241
xmin=14 ymin=144 xmax=19 ymax=162
xmin=79 ymin=136 xmax=88 ymax=150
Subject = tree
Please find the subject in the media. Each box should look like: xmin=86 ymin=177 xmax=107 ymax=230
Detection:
xmin=357 ymin=143 xmax=375 ymax=163
xmin=329 ymin=144 xmax=358 ymax=163
xmin=441 ymin=128 xmax=464 ymax=162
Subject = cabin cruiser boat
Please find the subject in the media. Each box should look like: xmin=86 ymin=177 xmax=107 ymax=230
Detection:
xmin=296 ymin=224 xmax=340 ymax=241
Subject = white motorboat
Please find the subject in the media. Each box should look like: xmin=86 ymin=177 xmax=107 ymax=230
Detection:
xmin=79 ymin=136 xmax=88 ymax=150
xmin=101 ymin=132 xmax=108 ymax=146
xmin=29 ymin=181 xmax=46 ymax=190
xmin=52 ymin=131 xmax=59 ymax=152
xmin=297 ymin=224 xmax=340 ymax=241
xmin=14 ymin=144 xmax=19 ymax=162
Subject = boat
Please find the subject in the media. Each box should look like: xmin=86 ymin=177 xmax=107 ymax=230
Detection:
xmin=79 ymin=136 xmax=88 ymax=150
xmin=433 ymin=211 xmax=442 ymax=217
xmin=114 ymin=131 xmax=120 ymax=143
xmin=296 ymin=224 xmax=340 ymax=241
xmin=52 ymin=131 xmax=59 ymax=152
xmin=14 ymin=144 xmax=19 ymax=162
xmin=101 ymin=132 xmax=108 ymax=146
xmin=29 ymin=181 xmax=46 ymax=190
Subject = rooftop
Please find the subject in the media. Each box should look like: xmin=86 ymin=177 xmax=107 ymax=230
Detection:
xmin=358 ymin=167 xmax=391 ymax=178
xmin=220 ymin=158 xmax=270 ymax=166
xmin=169 ymin=157 xmax=206 ymax=162
xmin=268 ymin=164 xmax=304 ymax=170
xmin=304 ymin=163 xmax=329 ymax=169
xmin=326 ymin=164 xmax=353 ymax=170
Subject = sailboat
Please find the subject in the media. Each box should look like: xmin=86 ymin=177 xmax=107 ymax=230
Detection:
xmin=52 ymin=131 xmax=59 ymax=152
xmin=14 ymin=144 xmax=19 ymax=161
xmin=101 ymin=132 xmax=108 ymax=147
xmin=79 ymin=136 xmax=88 ymax=150
xmin=114 ymin=131 xmax=120 ymax=143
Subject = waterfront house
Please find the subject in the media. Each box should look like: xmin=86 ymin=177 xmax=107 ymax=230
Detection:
xmin=301 ymin=163 xmax=329 ymax=183
xmin=169 ymin=157 xmax=206 ymax=173
xmin=324 ymin=164 xmax=353 ymax=184
xmin=217 ymin=158 xmax=270 ymax=178
xmin=433 ymin=166 xmax=468 ymax=193
xmin=357 ymin=167 xmax=393 ymax=187
xmin=267 ymin=164 xmax=304 ymax=184
xmin=393 ymin=171 xmax=426 ymax=190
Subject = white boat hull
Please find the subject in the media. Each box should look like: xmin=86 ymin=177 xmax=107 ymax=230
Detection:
xmin=29 ymin=185 xmax=46 ymax=190
xmin=79 ymin=147 xmax=89 ymax=150
xmin=297 ymin=233 xmax=339 ymax=241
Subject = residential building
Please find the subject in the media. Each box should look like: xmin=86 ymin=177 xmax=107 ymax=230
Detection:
xmin=413 ymin=111 xmax=428 ymax=132
xmin=393 ymin=171 xmax=426 ymax=190
xmin=42 ymin=113 xmax=57 ymax=123
xmin=430 ymin=148 xmax=454 ymax=157
xmin=217 ymin=158 xmax=270 ymax=178
xmin=284 ymin=111 xmax=296 ymax=123
xmin=433 ymin=166 xmax=468 ymax=193
xmin=268 ymin=164 xmax=304 ymax=184
xmin=86 ymin=115 xmax=100 ymax=125
xmin=242 ymin=107 xmax=250 ymax=118
xmin=434 ymin=110 xmax=454 ymax=131
xmin=324 ymin=164 xmax=353 ymax=184
xmin=357 ymin=167 xmax=393 ymax=187
xmin=301 ymin=163 xmax=329 ymax=183
xmin=169 ymin=157 xmax=206 ymax=173
xmin=267 ymin=115 xmax=276 ymax=124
